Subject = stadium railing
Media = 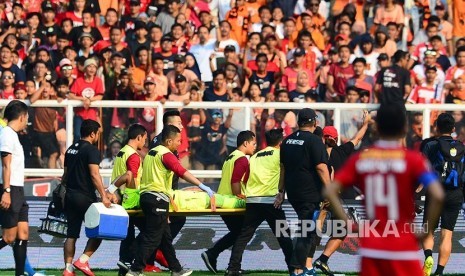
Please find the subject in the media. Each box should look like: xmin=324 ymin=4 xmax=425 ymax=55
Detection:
xmin=0 ymin=99 xmax=461 ymax=178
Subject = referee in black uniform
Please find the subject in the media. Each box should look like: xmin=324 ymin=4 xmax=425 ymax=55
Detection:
xmin=0 ymin=100 xmax=29 ymax=276
xmin=280 ymin=108 xmax=331 ymax=276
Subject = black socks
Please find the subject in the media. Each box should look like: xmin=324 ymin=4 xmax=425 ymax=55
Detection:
xmin=0 ymin=238 xmax=8 ymax=250
xmin=424 ymin=249 xmax=433 ymax=259
xmin=13 ymin=239 xmax=27 ymax=276
xmin=435 ymin=265 xmax=445 ymax=275
xmin=319 ymin=254 xmax=329 ymax=264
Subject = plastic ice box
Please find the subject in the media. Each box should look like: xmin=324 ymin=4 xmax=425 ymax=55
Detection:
xmin=84 ymin=203 xmax=129 ymax=240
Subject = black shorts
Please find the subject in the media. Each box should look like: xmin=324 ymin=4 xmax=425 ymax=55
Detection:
xmin=424 ymin=188 xmax=464 ymax=231
xmin=34 ymin=132 xmax=59 ymax=157
xmin=65 ymin=191 xmax=96 ymax=238
xmin=0 ymin=186 xmax=29 ymax=229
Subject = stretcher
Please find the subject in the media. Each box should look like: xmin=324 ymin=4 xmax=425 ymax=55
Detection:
xmin=125 ymin=189 xmax=246 ymax=216
xmin=126 ymin=208 xmax=246 ymax=216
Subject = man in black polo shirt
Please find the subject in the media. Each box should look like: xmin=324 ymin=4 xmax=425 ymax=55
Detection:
xmin=375 ymin=50 xmax=412 ymax=105
xmin=62 ymin=119 xmax=115 ymax=276
xmin=313 ymin=111 xmax=370 ymax=275
xmin=280 ymin=108 xmax=331 ymax=276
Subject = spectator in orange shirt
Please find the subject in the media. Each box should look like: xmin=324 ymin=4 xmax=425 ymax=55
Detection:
xmin=98 ymin=8 xmax=118 ymax=40
xmin=245 ymin=0 xmax=261 ymax=24
xmin=373 ymin=0 xmax=404 ymax=28
xmin=300 ymin=12 xmax=325 ymax=51
xmin=225 ymin=0 xmax=249 ymax=48
xmin=435 ymin=4 xmax=453 ymax=55
xmin=282 ymin=18 xmax=298 ymax=54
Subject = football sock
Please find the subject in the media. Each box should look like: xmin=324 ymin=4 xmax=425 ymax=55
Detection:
xmin=65 ymin=263 xmax=74 ymax=272
xmin=13 ymin=240 xmax=27 ymax=276
xmin=435 ymin=265 xmax=444 ymax=275
xmin=319 ymin=254 xmax=329 ymax=263
xmin=424 ymin=249 xmax=433 ymax=259
xmin=0 ymin=238 xmax=8 ymax=250
xmin=79 ymin=254 xmax=90 ymax=263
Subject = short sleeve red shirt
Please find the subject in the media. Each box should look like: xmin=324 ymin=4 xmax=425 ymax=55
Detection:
xmin=70 ymin=76 xmax=104 ymax=120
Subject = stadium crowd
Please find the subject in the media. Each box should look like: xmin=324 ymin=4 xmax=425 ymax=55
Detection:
xmin=1 ymin=0 xmax=465 ymax=171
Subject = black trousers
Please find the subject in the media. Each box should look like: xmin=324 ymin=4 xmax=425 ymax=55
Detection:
xmin=289 ymin=200 xmax=319 ymax=270
xmin=131 ymin=193 xmax=182 ymax=272
xmin=119 ymin=215 xmax=145 ymax=271
xmin=207 ymin=215 xmax=244 ymax=258
xmin=227 ymin=203 xmax=293 ymax=272
xmin=146 ymin=215 xmax=186 ymax=265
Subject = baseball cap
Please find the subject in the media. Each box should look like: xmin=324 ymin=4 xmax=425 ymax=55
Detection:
xmin=79 ymin=32 xmax=94 ymax=41
xmin=377 ymin=53 xmax=389 ymax=61
xmin=42 ymin=2 xmax=55 ymax=12
xmin=293 ymin=48 xmax=306 ymax=57
xmin=224 ymin=45 xmax=236 ymax=52
xmin=84 ymin=58 xmax=98 ymax=68
xmin=335 ymin=34 xmax=348 ymax=41
xmin=111 ymin=51 xmax=124 ymax=59
xmin=59 ymin=58 xmax=72 ymax=67
xmin=161 ymin=36 xmax=173 ymax=42
xmin=297 ymin=108 xmax=318 ymax=123
xmin=144 ymin=76 xmax=156 ymax=85
xmin=46 ymin=26 xmax=59 ymax=36
xmin=323 ymin=126 xmax=338 ymax=140
xmin=15 ymin=20 xmax=27 ymax=28
xmin=424 ymin=49 xmax=437 ymax=57
xmin=134 ymin=21 xmax=147 ymax=31
xmin=174 ymin=54 xmax=186 ymax=63
xmin=14 ymin=83 xmax=26 ymax=91
xmin=175 ymin=74 xmax=187 ymax=83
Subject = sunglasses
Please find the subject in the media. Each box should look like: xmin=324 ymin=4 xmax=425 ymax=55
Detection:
xmin=212 ymin=114 xmax=223 ymax=118
xmin=424 ymin=50 xmax=437 ymax=56
xmin=3 ymin=75 xmax=14 ymax=79
xmin=62 ymin=65 xmax=73 ymax=71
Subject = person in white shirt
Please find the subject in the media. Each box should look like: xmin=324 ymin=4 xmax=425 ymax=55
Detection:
xmin=189 ymin=26 xmax=216 ymax=84
xmin=0 ymin=100 xmax=29 ymax=276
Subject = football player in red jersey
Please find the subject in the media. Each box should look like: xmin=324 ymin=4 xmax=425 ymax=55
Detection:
xmin=325 ymin=103 xmax=444 ymax=276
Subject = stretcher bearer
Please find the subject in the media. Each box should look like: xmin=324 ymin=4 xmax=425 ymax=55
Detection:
xmin=226 ymin=129 xmax=294 ymax=276
xmin=107 ymin=124 xmax=147 ymax=276
xmin=202 ymin=131 xmax=256 ymax=274
xmin=125 ymin=125 xmax=214 ymax=276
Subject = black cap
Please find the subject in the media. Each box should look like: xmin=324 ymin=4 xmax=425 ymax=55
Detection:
xmin=57 ymin=32 xmax=69 ymax=40
xmin=173 ymin=54 xmax=185 ymax=63
xmin=298 ymin=108 xmax=318 ymax=123
xmin=130 ymin=0 xmax=141 ymax=5
xmin=161 ymin=35 xmax=173 ymax=42
xmin=43 ymin=3 xmax=55 ymax=12
xmin=293 ymin=48 xmax=306 ymax=57
xmin=134 ymin=21 xmax=147 ymax=31
xmin=377 ymin=53 xmax=389 ymax=61
xmin=15 ymin=20 xmax=27 ymax=28
xmin=111 ymin=51 xmax=124 ymax=59
xmin=175 ymin=74 xmax=187 ymax=83
xmin=224 ymin=45 xmax=236 ymax=52
xmin=46 ymin=26 xmax=59 ymax=36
